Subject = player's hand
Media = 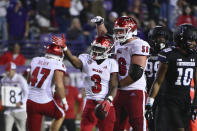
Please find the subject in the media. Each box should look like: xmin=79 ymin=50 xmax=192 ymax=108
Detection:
xmin=100 ymin=99 xmax=111 ymax=113
xmin=145 ymin=105 xmax=154 ymax=121
xmin=145 ymin=97 xmax=154 ymax=121
xmin=61 ymin=98 xmax=69 ymax=112
xmin=90 ymin=16 xmax=104 ymax=25
xmin=191 ymin=105 xmax=197 ymax=122
xmin=52 ymin=34 xmax=67 ymax=51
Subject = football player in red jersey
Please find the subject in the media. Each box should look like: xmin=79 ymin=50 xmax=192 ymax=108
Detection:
xmin=26 ymin=34 xmax=69 ymax=131
xmin=62 ymin=35 xmax=119 ymax=131
xmin=92 ymin=16 xmax=150 ymax=131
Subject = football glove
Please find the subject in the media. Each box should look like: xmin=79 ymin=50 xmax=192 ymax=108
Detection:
xmin=61 ymin=98 xmax=69 ymax=112
xmin=145 ymin=97 xmax=154 ymax=121
xmin=90 ymin=16 xmax=104 ymax=25
xmin=52 ymin=34 xmax=67 ymax=51
xmin=191 ymin=105 xmax=197 ymax=122
xmin=100 ymin=99 xmax=111 ymax=113
xmin=145 ymin=105 xmax=154 ymax=121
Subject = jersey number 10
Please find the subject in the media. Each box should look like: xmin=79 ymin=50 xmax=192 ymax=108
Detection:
xmin=175 ymin=68 xmax=193 ymax=86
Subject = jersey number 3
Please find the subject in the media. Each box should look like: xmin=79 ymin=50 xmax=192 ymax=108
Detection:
xmin=30 ymin=67 xmax=51 ymax=88
xmin=91 ymin=74 xmax=102 ymax=93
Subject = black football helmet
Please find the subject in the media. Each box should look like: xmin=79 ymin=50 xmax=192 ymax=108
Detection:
xmin=173 ymin=24 xmax=197 ymax=54
xmin=148 ymin=26 xmax=170 ymax=54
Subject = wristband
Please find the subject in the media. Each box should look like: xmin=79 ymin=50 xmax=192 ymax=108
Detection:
xmin=147 ymin=97 xmax=154 ymax=106
xmin=63 ymin=47 xmax=67 ymax=51
xmin=62 ymin=98 xmax=67 ymax=104
xmin=107 ymin=96 xmax=113 ymax=103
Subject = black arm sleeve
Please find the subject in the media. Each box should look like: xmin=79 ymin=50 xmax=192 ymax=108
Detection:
xmin=128 ymin=64 xmax=144 ymax=81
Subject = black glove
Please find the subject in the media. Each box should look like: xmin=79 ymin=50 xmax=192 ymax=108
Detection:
xmin=145 ymin=105 xmax=154 ymax=122
xmin=191 ymin=105 xmax=197 ymax=122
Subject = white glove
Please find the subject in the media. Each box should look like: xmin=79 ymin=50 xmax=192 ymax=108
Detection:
xmin=91 ymin=16 xmax=104 ymax=25
xmin=62 ymin=98 xmax=69 ymax=111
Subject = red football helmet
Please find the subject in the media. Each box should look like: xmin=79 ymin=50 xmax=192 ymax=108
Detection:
xmin=113 ymin=16 xmax=137 ymax=43
xmin=90 ymin=35 xmax=114 ymax=60
xmin=45 ymin=34 xmax=66 ymax=61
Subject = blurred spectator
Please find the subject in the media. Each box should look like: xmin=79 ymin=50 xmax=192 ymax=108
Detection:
xmin=55 ymin=74 xmax=84 ymax=131
xmin=176 ymin=5 xmax=197 ymax=27
xmin=69 ymin=0 xmax=83 ymax=18
xmin=105 ymin=11 xmax=118 ymax=35
xmin=0 ymin=43 xmax=26 ymax=65
xmin=144 ymin=0 xmax=160 ymax=21
xmin=0 ymin=0 xmax=9 ymax=46
xmin=79 ymin=1 xmax=92 ymax=26
xmin=35 ymin=0 xmax=51 ymax=34
xmin=0 ymin=62 xmax=29 ymax=131
xmin=143 ymin=19 xmax=156 ymax=40
xmin=168 ymin=0 xmax=179 ymax=31
xmin=82 ymin=14 xmax=96 ymax=44
xmin=67 ymin=18 xmax=86 ymax=56
xmin=54 ymin=0 xmax=71 ymax=33
xmin=67 ymin=17 xmax=85 ymax=41
xmin=159 ymin=0 xmax=168 ymax=22
xmin=7 ymin=0 xmax=29 ymax=42
xmin=128 ymin=13 xmax=146 ymax=40
xmin=113 ymin=0 xmax=129 ymax=16
xmin=128 ymin=0 xmax=144 ymax=21
xmin=91 ymin=0 xmax=106 ymax=19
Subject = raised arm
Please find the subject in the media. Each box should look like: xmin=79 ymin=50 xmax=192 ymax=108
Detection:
xmin=52 ymin=34 xmax=83 ymax=70
xmin=91 ymin=16 xmax=108 ymax=36
xmin=64 ymin=48 xmax=83 ymax=70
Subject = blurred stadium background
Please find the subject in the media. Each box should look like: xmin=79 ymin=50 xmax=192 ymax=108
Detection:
xmin=0 ymin=0 xmax=196 ymax=130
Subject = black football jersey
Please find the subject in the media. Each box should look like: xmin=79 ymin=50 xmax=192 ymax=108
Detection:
xmin=158 ymin=47 xmax=197 ymax=96
xmin=145 ymin=54 xmax=159 ymax=93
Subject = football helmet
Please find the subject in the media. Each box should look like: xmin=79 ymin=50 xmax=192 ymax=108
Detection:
xmin=173 ymin=24 xmax=197 ymax=54
xmin=148 ymin=26 xmax=170 ymax=54
xmin=113 ymin=16 xmax=137 ymax=43
xmin=90 ymin=35 xmax=114 ymax=60
xmin=45 ymin=34 xmax=66 ymax=61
